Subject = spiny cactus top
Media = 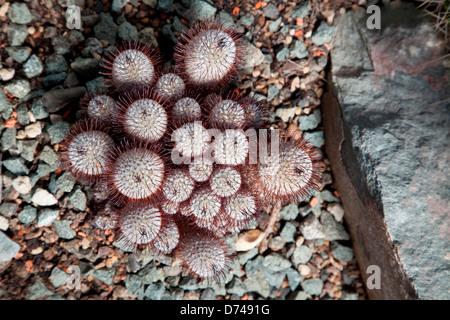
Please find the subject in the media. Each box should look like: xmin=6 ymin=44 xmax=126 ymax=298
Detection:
xmin=61 ymin=19 xmax=324 ymax=283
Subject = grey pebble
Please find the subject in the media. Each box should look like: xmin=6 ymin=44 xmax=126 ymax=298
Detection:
xmin=5 ymin=47 xmax=31 ymax=63
xmin=36 ymin=209 xmax=60 ymax=227
xmin=292 ymin=0 xmax=311 ymax=18
xmin=269 ymin=17 xmax=282 ymax=32
xmin=70 ymin=58 xmax=100 ymax=77
xmin=304 ymin=131 xmax=324 ymax=148
xmin=263 ymin=252 xmax=292 ymax=272
xmin=299 ymin=109 xmax=322 ymax=131
xmin=94 ymin=13 xmax=118 ymax=45
xmin=51 ymin=35 xmax=71 ymax=55
xmin=263 ymin=3 xmax=279 ymax=19
xmin=0 ymin=203 xmax=19 ymax=217
xmin=280 ymin=222 xmax=297 ymax=243
xmin=321 ymin=211 xmax=350 ymax=241
xmin=8 ymin=3 xmax=32 ymax=24
xmin=291 ymin=245 xmax=313 ymax=266
xmin=275 ymin=45 xmax=290 ymax=62
xmin=290 ymin=40 xmax=308 ymax=59
xmin=1 ymin=127 xmax=16 ymax=151
xmin=311 ymin=21 xmax=336 ymax=46
xmin=3 ymin=157 xmax=29 ymax=175
xmin=301 ymin=278 xmax=323 ymax=296
xmin=16 ymin=104 xmax=30 ymax=126
xmin=118 ymin=21 xmax=138 ymax=40
xmin=42 ymin=87 xmax=86 ymax=113
xmin=286 ymin=268 xmax=303 ymax=291
xmin=53 ymin=220 xmax=76 ymax=240
xmin=69 ymin=188 xmax=87 ymax=211
xmin=7 ymin=24 xmax=28 ymax=46
xmin=20 ymin=140 xmax=39 ymax=162
xmin=31 ymin=99 xmax=49 ymax=120
xmin=185 ymin=0 xmax=217 ymax=22
xmin=267 ymin=85 xmax=280 ymax=102
xmin=243 ymin=272 xmax=270 ymax=298
xmin=227 ymin=277 xmax=247 ymax=297
xmin=144 ymin=282 xmax=166 ymax=300
xmin=39 ymin=146 xmax=59 ymax=165
xmin=290 ymin=290 xmax=308 ymax=300
xmin=157 ymin=0 xmax=174 ymax=13
xmin=280 ymin=203 xmax=300 ymax=220
xmin=23 ymin=54 xmax=44 ymax=78
xmin=49 ymin=267 xmax=70 ymax=288
xmin=268 ymin=236 xmax=286 ymax=251
xmin=4 ymin=79 xmax=31 ymax=99
xmin=112 ymin=0 xmax=130 ymax=12
xmin=0 ymin=231 xmax=20 ymax=262
xmin=92 ymin=268 xmax=116 ymax=286
xmin=46 ymin=121 xmax=69 ymax=143
xmin=331 ymin=242 xmax=354 ymax=262
xmin=45 ymin=54 xmax=68 ymax=74
xmin=56 ymin=171 xmax=76 ymax=193
xmin=18 ymin=206 xmax=37 ymax=224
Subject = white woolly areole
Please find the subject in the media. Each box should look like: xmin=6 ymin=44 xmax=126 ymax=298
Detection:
xmin=112 ymin=148 xmax=165 ymax=200
xmin=173 ymin=97 xmax=202 ymax=121
xmin=161 ymin=200 xmax=179 ymax=215
xmin=119 ymin=205 xmax=162 ymax=245
xmin=189 ymin=156 xmax=214 ymax=182
xmin=123 ymin=98 xmax=167 ymax=143
xmin=259 ymin=146 xmax=314 ymax=198
xmin=93 ymin=202 xmax=119 ymax=230
xmin=113 ymin=49 xmax=155 ymax=86
xmin=210 ymin=99 xmax=246 ymax=129
xmin=210 ymin=166 xmax=241 ymax=197
xmin=190 ymin=189 xmax=221 ymax=228
xmin=87 ymin=95 xmax=117 ymax=122
xmin=213 ymin=129 xmax=249 ymax=165
xmin=68 ymin=130 xmax=114 ymax=176
xmin=156 ymin=73 xmax=185 ymax=100
xmin=162 ymin=170 xmax=195 ymax=203
xmin=172 ymin=122 xmax=211 ymax=159
xmin=184 ymin=29 xmax=237 ymax=85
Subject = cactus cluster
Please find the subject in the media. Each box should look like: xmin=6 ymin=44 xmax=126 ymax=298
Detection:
xmin=60 ymin=19 xmax=324 ymax=282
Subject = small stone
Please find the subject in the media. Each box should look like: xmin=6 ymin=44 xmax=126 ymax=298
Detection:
xmin=157 ymin=0 xmax=173 ymax=13
xmin=290 ymin=40 xmax=308 ymax=59
xmin=321 ymin=211 xmax=350 ymax=241
xmin=299 ymin=109 xmax=322 ymax=131
xmin=39 ymin=146 xmax=58 ymax=165
xmin=268 ymin=236 xmax=286 ymax=251
xmin=304 ymin=131 xmax=324 ymax=148
xmin=24 ymin=122 xmax=42 ymax=138
xmin=94 ymin=13 xmax=118 ymax=45
xmin=331 ymin=242 xmax=354 ymax=262
xmin=185 ymin=0 xmax=217 ymax=22
xmin=291 ymin=245 xmax=313 ymax=266
xmin=3 ymin=157 xmax=29 ymax=175
xmin=0 ymin=68 xmax=15 ymax=81
xmin=18 ymin=206 xmax=37 ymax=224
xmin=275 ymin=46 xmax=290 ymax=62
xmin=144 ymin=282 xmax=166 ymax=300
xmin=45 ymin=54 xmax=68 ymax=74
xmin=227 ymin=277 xmax=247 ymax=296
xmin=291 ymin=291 xmax=308 ymax=300
xmin=280 ymin=203 xmax=300 ymax=220
xmin=92 ymin=268 xmax=116 ymax=285
xmin=46 ymin=121 xmax=69 ymax=143
xmin=20 ymin=140 xmax=39 ymax=162
xmin=267 ymin=85 xmax=280 ymax=102
xmin=311 ymin=21 xmax=336 ymax=46
xmin=56 ymin=172 xmax=76 ymax=193
xmin=299 ymin=214 xmax=325 ymax=240
xmin=137 ymin=27 xmax=158 ymax=48
xmin=85 ymin=77 xmax=105 ymax=95
xmin=269 ymin=17 xmax=282 ymax=32
xmin=286 ymin=268 xmax=303 ymax=291
xmin=4 ymin=79 xmax=31 ymax=99
xmin=263 ymin=3 xmax=279 ymax=19
xmin=1 ymin=128 xmax=16 ymax=151
xmin=0 ymin=216 xmax=9 ymax=231
xmin=320 ymin=190 xmax=340 ymax=202
xmin=42 ymin=87 xmax=86 ymax=113
xmin=26 ymin=277 xmax=55 ymax=300
xmin=12 ymin=176 xmax=32 ymax=194
xmin=240 ymin=14 xmax=254 ymax=27
xmin=51 ymin=35 xmax=71 ymax=55
xmin=301 ymin=278 xmax=323 ymax=296
xmin=0 ymin=231 xmax=20 ymax=262
xmin=31 ymin=99 xmax=49 ymax=120
xmin=32 ymin=189 xmax=58 ymax=207
xmin=243 ymin=271 xmax=271 ymax=298
xmin=7 ymin=24 xmax=28 ymax=46
xmin=263 ymin=253 xmax=292 ymax=272
xmin=243 ymin=41 xmax=265 ymax=70
xmin=280 ymin=222 xmax=297 ymax=243
xmin=23 ymin=54 xmax=43 ymax=78
xmin=53 ymin=220 xmax=76 ymax=240
xmin=0 ymin=203 xmax=19 ymax=217
xmin=69 ymin=189 xmax=87 ymax=211
xmin=116 ymin=21 xmax=138 ymax=41
xmin=275 ymin=107 xmax=296 ymax=122
xmin=5 ymin=47 xmax=31 ymax=63
xmin=36 ymin=209 xmax=60 ymax=227
xmin=16 ymin=104 xmax=30 ymax=126
xmin=292 ymin=1 xmax=311 ymax=18
xmin=327 ymin=203 xmax=345 ymax=222
xmin=7 ymin=3 xmax=32 ymax=24
xmin=112 ymin=0 xmax=130 ymax=11
xmin=49 ymin=267 xmax=70 ymax=288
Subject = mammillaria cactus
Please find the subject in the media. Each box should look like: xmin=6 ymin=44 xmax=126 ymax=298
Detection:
xmin=60 ymin=19 xmax=324 ymax=283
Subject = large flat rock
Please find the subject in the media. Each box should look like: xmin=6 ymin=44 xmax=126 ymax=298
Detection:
xmin=323 ymin=3 xmax=449 ymax=299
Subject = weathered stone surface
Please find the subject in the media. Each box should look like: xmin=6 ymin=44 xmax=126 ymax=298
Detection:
xmin=323 ymin=3 xmax=449 ymax=300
